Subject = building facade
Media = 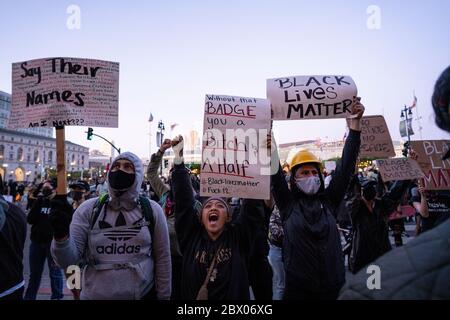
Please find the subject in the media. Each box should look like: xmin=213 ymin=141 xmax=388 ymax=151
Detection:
xmin=0 ymin=128 xmax=89 ymax=182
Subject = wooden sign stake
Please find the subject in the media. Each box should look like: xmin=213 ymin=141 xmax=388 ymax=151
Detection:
xmin=55 ymin=126 xmax=67 ymax=195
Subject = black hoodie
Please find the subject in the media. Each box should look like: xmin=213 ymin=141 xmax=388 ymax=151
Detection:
xmin=271 ymin=129 xmax=361 ymax=298
xmin=172 ymin=163 xmax=265 ymax=300
xmin=27 ymin=195 xmax=54 ymax=244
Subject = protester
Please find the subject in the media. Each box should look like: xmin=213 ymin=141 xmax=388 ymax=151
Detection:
xmin=171 ymin=135 xmax=266 ymax=300
xmin=411 ymin=186 xmax=450 ymax=233
xmin=432 ymin=65 xmax=450 ymax=133
xmin=269 ymin=96 xmax=365 ymax=299
xmin=24 ymin=180 xmax=64 ymax=300
xmin=69 ymin=180 xmax=91 ymax=210
xmin=50 ymin=152 xmax=171 ymax=300
xmin=338 ymin=65 xmax=450 ymax=300
xmin=0 ymin=174 xmax=27 ymax=300
xmin=95 ymin=175 xmax=108 ymax=196
xmin=347 ymin=158 xmax=415 ymax=274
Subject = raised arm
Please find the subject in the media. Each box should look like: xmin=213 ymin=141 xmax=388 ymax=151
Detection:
xmin=267 ymin=132 xmax=293 ymax=219
xmin=234 ymin=198 xmax=268 ymax=254
xmin=147 ymin=139 xmax=172 ymax=198
xmin=171 ymin=136 xmax=201 ymax=252
xmin=327 ymin=97 xmax=364 ymax=208
xmin=411 ymin=185 xmax=429 ymax=218
xmin=380 ymin=179 xmax=411 ymax=216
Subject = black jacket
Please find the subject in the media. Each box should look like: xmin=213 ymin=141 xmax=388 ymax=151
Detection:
xmin=271 ymin=129 xmax=361 ymax=295
xmin=339 ymin=218 xmax=450 ymax=299
xmin=27 ymin=195 xmax=54 ymax=244
xmin=347 ymin=180 xmax=410 ymax=273
xmin=172 ymin=163 xmax=264 ymax=300
xmin=0 ymin=197 xmax=27 ymax=294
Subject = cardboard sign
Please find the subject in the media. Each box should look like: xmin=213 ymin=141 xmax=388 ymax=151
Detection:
xmin=324 ymin=160 xmax=336 ymax=172
xmin=9 ymin=57 xmax=119 ymax=129
xmin=201 ymin=94 xmax=271 ymax=200
xmin=410 ymin=140 xmax=450 ymax=190
xmin=375 ymin=158 xmax=424 ymax=182
xmin=389 ymin=205 xmax=416 ymax=221
xmin=267 ymin=75 xmax=357 ymax=120
xmin=359 ymin=115 xmax=395 ymax=158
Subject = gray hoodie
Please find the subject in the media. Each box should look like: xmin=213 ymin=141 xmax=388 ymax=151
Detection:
xmin=51 ymin=152 xmax=171 ymax=300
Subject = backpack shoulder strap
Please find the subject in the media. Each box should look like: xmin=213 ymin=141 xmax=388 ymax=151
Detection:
xmin=138 ymin=195 xmax=155 ymax=239
xmin=90 ymin=193 xmax=109 ymax=230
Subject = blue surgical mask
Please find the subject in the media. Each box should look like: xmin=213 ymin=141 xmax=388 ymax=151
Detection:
xmin=295 ymin=176 xmax=321 ymax=195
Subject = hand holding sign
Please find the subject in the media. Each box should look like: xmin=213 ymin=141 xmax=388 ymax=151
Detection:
xmin=172 ymin=135 xmax=184 ymax=165
xmin=348 ymin=96 xmax=365 ymax=131
xmin=159 ymin=139 xmax=172 ymax=153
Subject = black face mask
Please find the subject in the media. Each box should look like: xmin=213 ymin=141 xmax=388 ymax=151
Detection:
xmin=42 ymin=187 xmax=53 ymax=197
xmin=108 ymin=170 xmax=135 ymax=190
xmin=362 ymin=185 xmax=377 ymax=201
xmin=71 ymin=191 xmax=84 ymax=201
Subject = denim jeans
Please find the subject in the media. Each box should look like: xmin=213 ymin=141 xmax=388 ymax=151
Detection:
xmin=268 ymin=243 xmax=285 ymax=300
xmin=24 ymin=242 xmax=64 ymax=300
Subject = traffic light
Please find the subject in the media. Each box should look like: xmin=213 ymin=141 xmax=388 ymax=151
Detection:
xmin=87 ymin=127 xmax=94 ymax=140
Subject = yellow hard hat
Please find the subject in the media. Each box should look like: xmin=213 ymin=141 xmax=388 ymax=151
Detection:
xmin=290 ymin=149 xmax=322 ymax=171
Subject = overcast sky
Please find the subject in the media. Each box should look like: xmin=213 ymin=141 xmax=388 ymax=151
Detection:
xmin=1 ymin=0 xmax=449 ymax=158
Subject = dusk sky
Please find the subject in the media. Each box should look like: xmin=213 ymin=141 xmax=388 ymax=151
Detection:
xmin=1 ymin=0 xmax=449 ymax=158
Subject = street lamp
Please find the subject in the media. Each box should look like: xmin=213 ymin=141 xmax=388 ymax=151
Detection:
xmin=158 ymin=120 xmax=165 ymax=174
xmin=400 ymin=105 xmax=414 ymax=144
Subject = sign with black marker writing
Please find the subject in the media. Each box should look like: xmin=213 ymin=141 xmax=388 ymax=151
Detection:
xmin=201 ymin=94 xmax=271 ymax=200
xmin=358 ymin=115 xmax=395 ymax=158
xmin=375 ymin=158 xmax=423 ymax=182
xmin=410 ymin=140 xmax=450 ymax=190
xmin=267 ymin=75 xmax=357 ymax=120
xmin=9 ymin=57 xmax=119 ymax=129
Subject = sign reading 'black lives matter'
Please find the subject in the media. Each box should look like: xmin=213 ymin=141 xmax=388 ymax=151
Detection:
xmin=9 ymin=57 xmax=119 ymax=129
xmin=267 ymin=75 xmax=357 ymax=120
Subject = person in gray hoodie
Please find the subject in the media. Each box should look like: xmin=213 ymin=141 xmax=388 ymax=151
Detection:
xmin=50 ymin=152 xmax=171 ymax=300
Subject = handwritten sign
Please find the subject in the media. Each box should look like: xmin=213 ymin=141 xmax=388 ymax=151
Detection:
xmin=201 ymin=94 xmax=271 ymax=200
xmin=9 ymin=57 xmax=119 ymax=129
xmin=267 ymin=75 xmax=357 ymax=120
xmin=410 ymin=140 xmax=450 ymax=190
xmin=358 ymin=115 xmax=395 ymax=158
xmin=375 ymin=158 xmax=423 ymax=182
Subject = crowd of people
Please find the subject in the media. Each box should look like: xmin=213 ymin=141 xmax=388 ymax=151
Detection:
xmin=1 ymin=66 xmax=449 ymax=300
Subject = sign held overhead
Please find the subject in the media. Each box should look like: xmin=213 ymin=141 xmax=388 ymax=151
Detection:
xmin=267 ymin=75 xmax=357 ymax=120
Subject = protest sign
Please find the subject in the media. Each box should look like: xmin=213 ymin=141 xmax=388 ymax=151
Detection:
xmin=9 ymin=57 xmax=119 ymax=129
xmin=375 ymin=158 xmax=423 ymax=182
xmin=358 ymin=115 xmax=395 ymax=158
xmin=410 ymin=140 xmax=450 ymax=190
xmin=267 ymin=75 xmax=357 ymax=120
xmin=201 ymin=94 xmax=271 ymax=199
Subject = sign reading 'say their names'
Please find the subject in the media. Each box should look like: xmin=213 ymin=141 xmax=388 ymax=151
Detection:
xmin=267 ymin=75 xmax=357 ymax=120
xmin=201 ymin=94 xmax=271 ymax=200
xmin=9 ymin=57 xmax=119 ymax=129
